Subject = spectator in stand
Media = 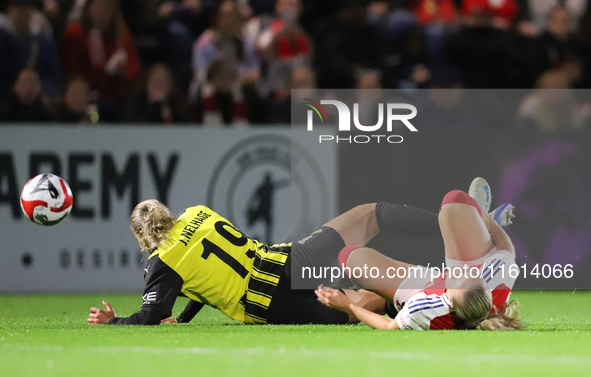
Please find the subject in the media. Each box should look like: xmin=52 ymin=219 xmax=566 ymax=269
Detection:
xmin=124 ymin=63 xmax=193 ymax=124
xmin=353 ymin=68 xmax=383 ymax=128
xmin=158 ymin=0 xmax=213 ymax=91
xmin=194 ymin=59 xmax=247 ymax=126
xmin=367 ymin=1 xmax=415 ymax=55
xmin=61 ymin=0 xmax=140 ymax=122
xmin=191 ymin=0 xmax=258 ymax=91
xmin=39 ymin=0 xmax=76 ymax=37
xmin=60 ymin=0 xmax=206 ymax=77
xmin=411 ymin=0 xmax=457 ymax=25
xmin=249 ymin=0 xmax=276 ymax=16
xmin=367 ymin=1 xmax=454 ymax=87
xmin=517 ymin=0 xmax=591 ymax=32
xmin=0 ymin=0 xmax=62 ymax=104
xmin=528 ymin=5 xmax=581 ymax=86
xmin=444 ymin=0 xmax=526 ymax=88
xmin=245 ymin=0 xmax=311 ymax=93
xmin=0 ymin=0 xmax=54 ymax=34
xmin=63 ymin=0 xmax=162 ymax=37
xmin=267 ymin=64 xmax=316 ymax=124
xmin=418 ymin=66 xmax=484 ymax=128
xmin=314 ymin=0 xmax=385 ymax=89
xmin=387 ymin=25 xmax=432 ymax=88
xmin=461 ymin=0 xmax=518 ymax=29
xmin=0 ymin=67 xmax=52 ymax=121
xmin=573 ymin=13 xmax=591 ymax=88
xmin=517 ymin=68 xmax=591 ymax=132
xmin=53 ymin=76 xmax=94 ymax=122
xmin=158 ymin=0 xmax=210 ymax=40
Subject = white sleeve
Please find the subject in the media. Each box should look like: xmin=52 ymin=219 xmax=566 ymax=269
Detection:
xmin=480 ymin=250 xmax=519 ymax=290
xmin=395 ymin=295 xmax=431 ymax=330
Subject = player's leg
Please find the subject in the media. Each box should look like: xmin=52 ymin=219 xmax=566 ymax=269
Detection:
xmin=338 ymin=246 xmax=416 ymax=301
xmin=267 ymin=287 xmax=385 ymax=325
xmin=322 ymin=202 xmax=441 ymax=247
xmin=439 ymin=190 xmax=495 ymax=262
xmin=267 ymin=264 xmax=385 ymax=324
xmin=321 ymin=203 xmax=380 ymax=246
xmin=291 ymin=202 xmax=440 ymax=289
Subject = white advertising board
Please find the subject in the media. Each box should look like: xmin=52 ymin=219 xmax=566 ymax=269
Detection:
xmin=0 ymin=126 xmax=336 ymax=292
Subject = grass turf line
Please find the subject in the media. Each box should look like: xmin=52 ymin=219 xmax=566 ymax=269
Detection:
xmin=1 ymin=290 xmax=590 ymax=377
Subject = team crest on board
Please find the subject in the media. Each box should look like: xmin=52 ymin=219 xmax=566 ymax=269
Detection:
xmin=207 ymin=135 xmax=330 ymax=245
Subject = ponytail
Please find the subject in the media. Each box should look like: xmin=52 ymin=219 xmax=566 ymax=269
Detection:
xmin=130 ymin=199 xmax=176 ymax=253
xmin=477 ymin=300 xmax=526 ymax=331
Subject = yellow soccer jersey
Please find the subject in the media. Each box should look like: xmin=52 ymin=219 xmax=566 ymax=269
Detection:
xmin=152 ymin=205 xmax=289 ymax=324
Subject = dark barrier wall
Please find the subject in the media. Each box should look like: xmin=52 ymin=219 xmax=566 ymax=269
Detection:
xmin=339 ymin=129 xmax=591 ymax=289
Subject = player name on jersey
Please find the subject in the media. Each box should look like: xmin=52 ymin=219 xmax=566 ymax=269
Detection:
xmin=178 ymin=210 xmax=212 ymax=246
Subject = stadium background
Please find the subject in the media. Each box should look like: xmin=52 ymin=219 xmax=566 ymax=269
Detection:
xmin=1 ymin=1 xmax=591 ymax=376
xmin=0 ymin=0 xmax=591 ymax=124
xmin=0 ymin=0 xmax=589 ymax=288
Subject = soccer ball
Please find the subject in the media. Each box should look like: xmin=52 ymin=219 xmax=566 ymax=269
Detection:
xmin=20 ymin=174 xmax=73 ymax=226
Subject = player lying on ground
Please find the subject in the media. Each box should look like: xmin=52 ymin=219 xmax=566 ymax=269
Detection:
xmin=87 ymin=176 xmax=515 ymax=326
xmin=315 ymin=178 xmax=524 ymax=330
xmin=87 ymin=177 xmax=500 ymax=326
xmin=87 ymin=199 xmax=427 ymax=325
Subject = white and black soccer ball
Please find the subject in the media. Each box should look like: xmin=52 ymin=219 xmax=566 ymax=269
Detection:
xmin=20 ymin=174 xmax=73 ymax=226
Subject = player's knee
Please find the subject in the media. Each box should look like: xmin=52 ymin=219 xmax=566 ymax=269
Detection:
xmin=440 ymin=190 xmax=482 ymax=216
xmin=349 ymin=203 xmax=377 ymax=218
xmin=356 ymin=203 xmax=379 ymax=230
xmin=338 ymin=246 xmax=372 ymax=282
xmin=441 ymin=190 xmax=470 ymax=207
xmin=338 ymin=246 xmax=363 ymax=269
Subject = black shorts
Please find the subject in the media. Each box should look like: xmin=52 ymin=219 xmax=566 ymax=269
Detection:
xmin=289 ymin=226 xmax=347 ymax=272
xmin=266 ymin=226 xmax=349 ymax=325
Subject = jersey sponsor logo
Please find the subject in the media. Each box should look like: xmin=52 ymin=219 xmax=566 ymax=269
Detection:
xmin=296 ymin=229 xmax=321 ymax=245
xmin=207 ymin=135 xmax=330 ymax=244
xmin=142 ymin=291 xmax=157 ymax=305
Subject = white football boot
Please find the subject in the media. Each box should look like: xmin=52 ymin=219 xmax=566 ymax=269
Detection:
xmin=490 ymin=203 xmax=516 ymax=227
xmin=468 ymin=177 xmax=492 ymax=213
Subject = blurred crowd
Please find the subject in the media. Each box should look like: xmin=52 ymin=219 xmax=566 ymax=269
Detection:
xmin=0 ymin=0 xmax=590 ymax=130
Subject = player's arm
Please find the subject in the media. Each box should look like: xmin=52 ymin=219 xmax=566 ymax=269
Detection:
xmin=482 ymin=211 xmax=515 ymax=257
xmin=315 ymin=287 xmax=399 ymax=330
xmin=88 ymin=256 xmax=183 ymax=325
xmin=177 ymin=300 xmax=204 ymax=323
xmin=348 ymin=302 xmax=400 ymax=330
xmin=107 ymin=307 xmax=163 ymax=325
xmin=162 ymin=300 xmax=205 ymax=323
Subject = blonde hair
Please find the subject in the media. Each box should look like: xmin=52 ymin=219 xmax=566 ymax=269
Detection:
xmin=478 ymin=300 xmax=526 ymax=331
xmin=452 ymin=279 xmax=526 ymax=331
xmin=453 ymin=282 xmax=493 ymax=328
xmin=130 ymin=199 xmax=175 ymax=253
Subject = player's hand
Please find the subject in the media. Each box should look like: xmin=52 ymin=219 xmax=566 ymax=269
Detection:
xmin=315 ymin=285 xmax=352 ymax=312
xmin=161 ymin=317 xmax=178 ymax=323
xmin=88 ymin=301 xmax=116 ymax=325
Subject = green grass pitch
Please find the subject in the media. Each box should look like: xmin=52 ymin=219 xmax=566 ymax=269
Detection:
xmin=1 ymin=291 xmax=590 ymax=377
